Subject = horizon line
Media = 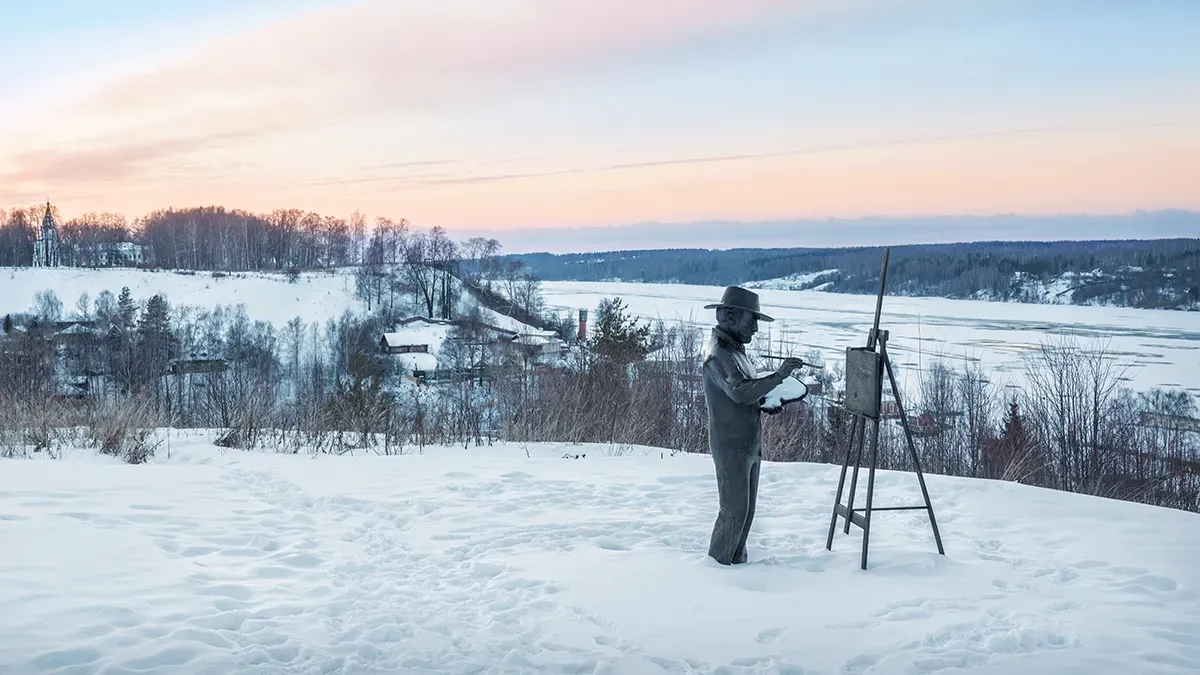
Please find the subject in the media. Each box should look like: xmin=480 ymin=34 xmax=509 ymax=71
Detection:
xmin=10 ymin=202 xmax=1200 ymax=227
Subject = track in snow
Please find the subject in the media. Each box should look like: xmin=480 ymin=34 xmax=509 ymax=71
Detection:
xmin=1 ymin=439 xmax=1198 ymax=674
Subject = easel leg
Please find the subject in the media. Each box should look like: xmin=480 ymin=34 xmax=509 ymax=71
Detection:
xmin=843 ymin=419 xmax=865 ymax=535
xmin=883 ymin=348 xmax=946 ymax=556
xmin=826 ymin=415 xmax=861 ymax=550
xmin=861 ymin=418 xmax=881 ymax=570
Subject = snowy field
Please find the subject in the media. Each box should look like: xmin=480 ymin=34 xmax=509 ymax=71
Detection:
xmin=1 ymin=267 xmax=364 ymax=328
xmin=2 ymin=437 xmax=1199 ymax=674
xmin=542 ymin=281 xmax=1200 ymax=399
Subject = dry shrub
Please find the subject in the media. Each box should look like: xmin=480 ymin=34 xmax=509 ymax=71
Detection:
xmin=85 ymin=396 xmax=161 ymax=464
xmin=0 ymin=393 xmax=79 ymax=458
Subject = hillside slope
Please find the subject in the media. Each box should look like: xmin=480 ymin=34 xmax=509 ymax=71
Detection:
xmin=1 ymin=267 xmax=365 ymax=327
xmin=1 ymin=437 xmax=1197 ymax=674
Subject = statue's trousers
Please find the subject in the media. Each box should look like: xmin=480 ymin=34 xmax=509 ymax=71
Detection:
xmin=708 ymin=446 xmax=761 ymax=565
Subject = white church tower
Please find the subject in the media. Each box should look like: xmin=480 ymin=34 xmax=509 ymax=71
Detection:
xmin=32 ymin=201 xmax=60 ymax=267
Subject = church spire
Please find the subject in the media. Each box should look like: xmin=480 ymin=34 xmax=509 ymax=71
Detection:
xmin=33 ymin=199 xmax=60 ymax=267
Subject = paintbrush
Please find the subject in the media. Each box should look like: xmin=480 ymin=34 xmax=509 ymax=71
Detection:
xmin=757 ymin=354 xmax=827 ymax=369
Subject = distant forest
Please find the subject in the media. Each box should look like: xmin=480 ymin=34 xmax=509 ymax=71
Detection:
xmin=4 ymin=202 xmax=1197 ymax=310
xmin=503 ymin=239 xmax=1200 ymax=310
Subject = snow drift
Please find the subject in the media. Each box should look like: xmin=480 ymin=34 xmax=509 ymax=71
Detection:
xmin=2 ymin=436 xmax=1198 ymax=674
xmin=1 ymin=267 xmax=363 ymax=328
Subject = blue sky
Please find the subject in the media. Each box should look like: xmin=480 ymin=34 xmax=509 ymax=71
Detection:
xmin=2 ymin=0 xmax=1197 ymax=239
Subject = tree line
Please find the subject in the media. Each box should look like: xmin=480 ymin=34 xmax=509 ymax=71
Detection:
xmin=2 ymin=203 xmax=433 ymax=272
xmin=505 ymin=238 xmax=1200 ymax=310
xmin=6 ymin=201 xmax=1196 ymax=309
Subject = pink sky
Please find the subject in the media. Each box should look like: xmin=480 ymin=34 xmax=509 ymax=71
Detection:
xmin=2 ymin=0 xmax=1198 ymax=230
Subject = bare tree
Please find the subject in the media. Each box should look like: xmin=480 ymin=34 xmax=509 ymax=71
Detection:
xmin=32 ymin=290 xmax=63 ymax=323
xmin=406 ymin=231 xmax=437 ymax=317
xmin=958 ymin=358 xmax=996 ymax=477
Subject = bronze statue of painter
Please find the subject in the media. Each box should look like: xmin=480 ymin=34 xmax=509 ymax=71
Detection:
xmin=702 ymin=286 xmax=803 ymax=565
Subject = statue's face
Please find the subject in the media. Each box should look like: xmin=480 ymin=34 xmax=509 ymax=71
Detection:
xmin=720 ymin=307 xmax=758 ymax=344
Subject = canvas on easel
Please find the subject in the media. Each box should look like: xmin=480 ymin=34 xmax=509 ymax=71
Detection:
xmin=843 ymin=347 xmax=882 ymax=420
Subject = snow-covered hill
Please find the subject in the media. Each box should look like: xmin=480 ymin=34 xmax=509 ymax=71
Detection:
xmin=743 ymin=266 xmax=1198 ymax=310
xmin=2 ymin=437 xmax=1198 ymax=674
xmin=745 ymin=269 xmax=840 ymax=292
xmin=0 ymin=267 xmax=365 ymax=327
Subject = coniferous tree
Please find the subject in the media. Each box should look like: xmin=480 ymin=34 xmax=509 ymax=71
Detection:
xmin=135 ymin=294 xmax=174 ymax=402
xmin=105 ymin=286 xmax=141 ymax=395
xmin=589 ymin=298 xmax=652 ymax=365
xmin=117 ymin=287 xmax=137 ymax=335
xmin=986 ymin=400 xmax=1039 ymax=482
xmin=136 ymin=295 xmax=172 ymax=355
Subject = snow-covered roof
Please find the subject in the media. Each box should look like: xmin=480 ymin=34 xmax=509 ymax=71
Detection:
xmin=382 ymin=318 xmax=452 ymax=349
xmin=54 ymin=323 xmax=92 ymax=336
xmin=397 ymin=316 xmax=454 ymax=327
xmin=513 ymin=334 xmax=561 ymax=346
xmin=395 ymin=352 xmax=438 ymax=373
xmin=381 ymin=332 xmax=428 ymax=347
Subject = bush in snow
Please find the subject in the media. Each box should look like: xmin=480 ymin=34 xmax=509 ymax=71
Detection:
xmin=85 ymin=396 xmax=161 ymax=464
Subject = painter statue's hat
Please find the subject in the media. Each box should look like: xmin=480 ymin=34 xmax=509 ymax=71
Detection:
xmin=704 ymin=286 xmax=774 ymax=322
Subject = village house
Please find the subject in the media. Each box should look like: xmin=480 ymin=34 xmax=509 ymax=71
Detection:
xmin=379 ymin=317 xmax=454 ymax=381
xmin=169 ymin=355 xmax=229 ymax=375
xmin=511 ymin=331 xmax=567 ymax=359
xmin=51 ymin=321 xmax=98 ymax=348
xmin=378 ymin=312 xmax=573 ymax=384
xmin=74 ymin=242 xmax=152 ymax=268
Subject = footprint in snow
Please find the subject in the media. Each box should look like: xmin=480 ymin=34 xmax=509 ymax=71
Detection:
xmin=756 ymin=627 xmax=786 ymax=644
xmin=596 ymin=539 xmax=632 ymax=552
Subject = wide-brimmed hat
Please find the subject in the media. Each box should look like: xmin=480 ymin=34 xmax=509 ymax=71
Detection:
xmin=704 ymin=286 xmax=774 ymax=322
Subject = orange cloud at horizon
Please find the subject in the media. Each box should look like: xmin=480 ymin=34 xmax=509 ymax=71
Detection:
xmin=367 ymin=123 xmax=1200 ymax=228
xmin=3 ymin=0 xmax=1199 ymax=229
xmin=20 ymin=121 xmax=1198 ymax=229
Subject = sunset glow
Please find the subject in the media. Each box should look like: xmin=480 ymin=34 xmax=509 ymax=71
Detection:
xmin=3 ymin=0 xmax=1199 ymax=234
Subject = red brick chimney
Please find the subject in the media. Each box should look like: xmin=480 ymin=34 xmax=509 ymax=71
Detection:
xmin=577 ymin=309 xmax=588 ymax=342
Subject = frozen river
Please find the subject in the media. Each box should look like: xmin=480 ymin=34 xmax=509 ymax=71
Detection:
xmin=542 ymin=281 xmax=1200 ymax=401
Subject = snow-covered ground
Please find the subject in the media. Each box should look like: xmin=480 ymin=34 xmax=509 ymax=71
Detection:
xmin=542 ymin=281 xmax=1200 ymax=400
xmin=1 ymin=267 xmax=364 ymax=327
xmin=458 ymin=286 xmax=558 ymax=339
xmin=744 ymin=268 xmax=1147 ymax=306
xmin=745 ymin=269 xmax=840 ymax=292
xmin=2 ymin=437 xmax=1199 ymax=674
xmin=474 ymin=304 xmax=557 ymax=339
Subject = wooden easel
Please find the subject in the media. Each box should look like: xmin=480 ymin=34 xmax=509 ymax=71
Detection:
xmin=825 ymin=249 xmax=945 ymax=570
